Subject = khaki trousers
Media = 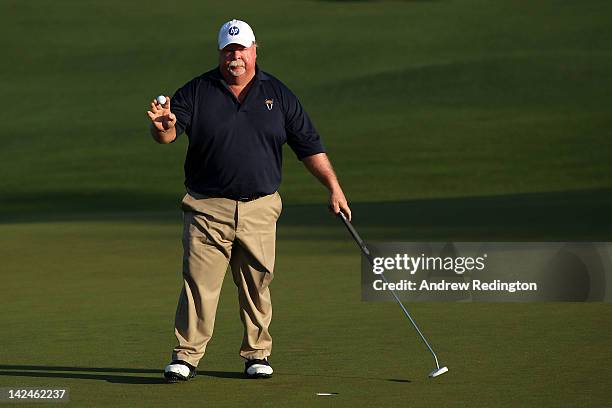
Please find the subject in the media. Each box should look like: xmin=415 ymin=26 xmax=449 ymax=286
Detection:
xmin=171 ymin=191 xmax=282 ymax=367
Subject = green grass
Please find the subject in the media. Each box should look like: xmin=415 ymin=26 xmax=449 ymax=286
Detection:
xmin=1 ymin=0 xmax=611 ymax=406
xmin=0 ymin=219 xmax=610 ymax=407
xmin=1 ymin=0 xmax=611 ymax=203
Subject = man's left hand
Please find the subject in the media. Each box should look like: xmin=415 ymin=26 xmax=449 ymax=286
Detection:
xmin=329 ymin=188 xmax=351 ymax=221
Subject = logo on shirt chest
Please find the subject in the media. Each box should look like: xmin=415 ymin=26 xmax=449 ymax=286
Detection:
xmin=265 ymin=99 xmax=274 ymax=111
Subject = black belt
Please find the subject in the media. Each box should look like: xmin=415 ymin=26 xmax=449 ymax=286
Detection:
xmin=235 ymin=195 xmax=264 ymax=202
xmin=187 ymin=188 xmax=266 ymax=202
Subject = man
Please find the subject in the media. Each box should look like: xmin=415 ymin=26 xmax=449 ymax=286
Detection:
xmin=146 ymin=19 xmax=351 ymax=382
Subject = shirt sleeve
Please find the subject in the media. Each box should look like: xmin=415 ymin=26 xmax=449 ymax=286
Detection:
xmin=171 ymin=79 xmax=196 ymax=140
xmin=283 ymin=87 xmax=326 ymax=160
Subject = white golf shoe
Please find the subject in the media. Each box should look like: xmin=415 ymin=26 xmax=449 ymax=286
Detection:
xmin=244 ymin=358 xmax=273 ymax=378
xmin=164 ymin=360 xmax=197 ymax=383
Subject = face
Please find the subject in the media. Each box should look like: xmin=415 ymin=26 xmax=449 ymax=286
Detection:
xmin=219 ymin=43 xmax=257 ymax=79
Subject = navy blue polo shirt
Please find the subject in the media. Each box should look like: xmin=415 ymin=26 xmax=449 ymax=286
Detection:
xmin=170 ymin=66 xmax=325 ymax=199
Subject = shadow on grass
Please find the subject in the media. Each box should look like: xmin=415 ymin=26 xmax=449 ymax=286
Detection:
xmin=1 ymin=188 xmax=611 ymax=240
xmin=0 ymin=365 xmax=244 ymax=384
xmin=280 ymin=371 xmax=411 ymax=383
xmin=0 ymin=365 xmax=409 ymax=384
xmin=0 ymin=370 xmax=167 ymax=384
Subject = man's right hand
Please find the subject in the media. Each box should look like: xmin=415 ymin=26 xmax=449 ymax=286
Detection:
xmin=147 ymin=96 xmax=176 ymax=131
xmin=147 ymin=96 xmax=177 ymax=143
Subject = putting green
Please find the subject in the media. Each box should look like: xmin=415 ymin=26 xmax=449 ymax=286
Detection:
xmin=0 ymin=216 xmax=610 ymax=407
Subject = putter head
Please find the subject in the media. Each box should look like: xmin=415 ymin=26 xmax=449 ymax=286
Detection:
xmin=428 ymin=366 xmax=449 ymax=378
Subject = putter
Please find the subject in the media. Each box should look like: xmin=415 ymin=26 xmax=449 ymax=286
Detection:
xmin=337 ymin=211 xmax=449 ymax=378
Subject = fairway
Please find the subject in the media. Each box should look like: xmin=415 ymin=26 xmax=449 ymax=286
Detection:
xmin=1 ymin=0 xmax=611 ymax=407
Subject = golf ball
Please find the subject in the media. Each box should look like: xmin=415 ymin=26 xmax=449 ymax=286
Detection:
xmin=156 ymin=95 xmax=167 ymax=105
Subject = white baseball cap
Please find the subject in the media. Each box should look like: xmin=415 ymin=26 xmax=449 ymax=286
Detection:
xmin=218 ymin=19 xmax=256 ymax=50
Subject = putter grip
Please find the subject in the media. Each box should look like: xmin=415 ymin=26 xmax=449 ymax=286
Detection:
xmin=338 ymin=211 xmax=373 ymax=261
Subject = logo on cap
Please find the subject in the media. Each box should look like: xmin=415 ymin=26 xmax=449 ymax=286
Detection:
xmin=228 ymin=26 xmax=240 ymax=36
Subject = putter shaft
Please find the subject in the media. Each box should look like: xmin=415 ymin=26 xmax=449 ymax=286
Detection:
xmin=337 ymin=211 xmax=444 ymax=371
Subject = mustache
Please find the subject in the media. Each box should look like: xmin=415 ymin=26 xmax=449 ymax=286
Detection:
xmin=229 ymin=60 xmax=245 ymax=68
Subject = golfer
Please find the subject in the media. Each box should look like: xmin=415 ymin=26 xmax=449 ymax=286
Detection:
xmin=146 ymin=19 xmax=351 ymax=382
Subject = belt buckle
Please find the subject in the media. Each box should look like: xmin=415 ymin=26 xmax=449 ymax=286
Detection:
xmin=238 ymin=195 xmax=261 ymax=202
